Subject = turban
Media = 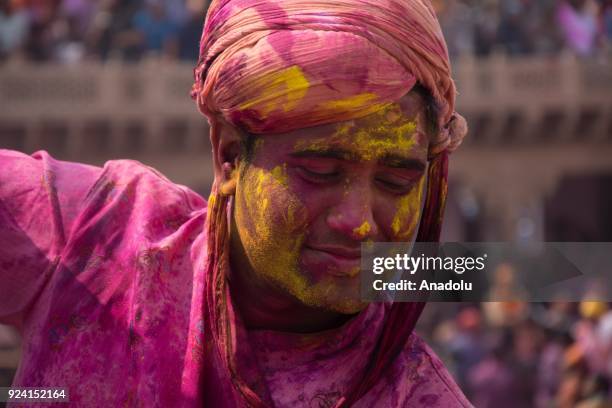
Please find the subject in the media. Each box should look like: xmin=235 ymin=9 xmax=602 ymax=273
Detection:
xmin=190 ymin=1 xmax=465 ymax=406
xmin=192 ymin=0 xmax=467 ymax=156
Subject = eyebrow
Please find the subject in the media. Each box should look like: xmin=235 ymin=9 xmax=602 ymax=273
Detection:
xmin=289 ymin=148 xmax=426 ymax=171
xmin=379 ymin=153 xmax=426 ymax=171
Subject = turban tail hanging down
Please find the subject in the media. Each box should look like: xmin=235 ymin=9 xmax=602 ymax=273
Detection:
xmin=192 ymin=0 xmax=467 ymax=406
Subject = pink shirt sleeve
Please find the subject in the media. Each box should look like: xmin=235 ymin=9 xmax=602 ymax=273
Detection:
xmin=0 ymin=149 xmax=102 ymax=328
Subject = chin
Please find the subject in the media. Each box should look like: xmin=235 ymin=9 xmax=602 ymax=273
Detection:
xmin=297 ymin=287 xmax=369 ymax=315
xmin=327 ymin=298 xmax=370 ymax=315
xmin=274 ymin=263 xmax=370 ymax=315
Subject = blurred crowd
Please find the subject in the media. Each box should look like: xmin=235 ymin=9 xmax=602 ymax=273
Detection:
xmin=423 ymin=299 xmax=612 ymax=408
xmin=436 ymin=0 xmax=612 ymax=58
xmin=0 ymin=0 xmax=208 ymax=63
xmin=2 ymin=0 xmax=612 ymax=64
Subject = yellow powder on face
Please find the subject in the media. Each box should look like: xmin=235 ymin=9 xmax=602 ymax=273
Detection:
xmin=391 ymin=175 xmax=426 ymax=239
xmin=295 ymin=103 xmax=425 ymax=161
xmin=238 ymin=66 xmax=310 ymax=118
xmin=235 ymin=164 xmax=309 ymax=300
xmin=234 ymin=163 xmax=366 ymax=313
xmin=353 ymin=221 xmax=371 ymax=238
xmin=236 ymin=163 xmax=344 ymax=302
xmin=348 ymin=104 xmax=420 ymax=160
xmin=293 ymin=102 xmax=428 ymax=244
xmin=270 ymin=163 xmax=288 ymax=187
xmin=232 ymin=101 xmax=429 ymax=313
xmin=333 ymin=122 xmax=354 ymax=137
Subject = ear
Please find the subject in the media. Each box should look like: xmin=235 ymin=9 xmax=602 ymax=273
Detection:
xmin=209 ymin=114 xmax=242 ymax=195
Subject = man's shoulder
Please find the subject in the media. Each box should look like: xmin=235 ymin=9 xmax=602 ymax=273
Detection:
xmin=58 ymin=158 xmax=208 ymax=308
xmin=89 ymin=158 xmax=206 ymax=212
xmin=0 ymin=149 xmax=207 ymax=217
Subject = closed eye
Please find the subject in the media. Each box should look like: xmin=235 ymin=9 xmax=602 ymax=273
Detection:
xmin=296 ymin=165 xmax=340 ymax=182
xmin=375 ymin=173 xmax=421 ymax=194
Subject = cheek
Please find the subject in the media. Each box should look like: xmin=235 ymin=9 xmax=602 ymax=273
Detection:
xmin=234 ymin=164 xmax=310 ymax=286
xmin=239 ymin=166 xmax=310 ymax=233
xmin=388 ymin=175 xmax=426 ymax=240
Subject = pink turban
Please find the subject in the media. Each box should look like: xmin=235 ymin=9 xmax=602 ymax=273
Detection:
xmin=192 ymin=0 xmax=467 ymax=156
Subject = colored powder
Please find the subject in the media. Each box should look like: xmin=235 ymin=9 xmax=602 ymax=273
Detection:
xmin=234 ymin=160 xmax=365 ymax=312
xmin=234 ymin=161 xmax=315 ymax=304
xmin=391 ymin=175 xmax=425 ymax=239
xmin=317 ymin=93 xmax=378 ymax=110
xmin=238 ymin=66 xmax=310 ymax=119
xmin=353 ymin=221 xmax=371 ymax=238
xmin=233 ymin=110 xmax=427 ymax=312
xmin=270 ymin=163 xmax=288 ymax=186
xmin=294 ymin=103 xmax=424 ymax=161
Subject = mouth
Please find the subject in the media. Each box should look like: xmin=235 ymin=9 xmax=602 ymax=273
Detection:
xmin=303 ymin=244 xmax=362 ymax=278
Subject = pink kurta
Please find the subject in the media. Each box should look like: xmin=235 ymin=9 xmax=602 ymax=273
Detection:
xmin=0 ymin=149 xmax=471 ymax=407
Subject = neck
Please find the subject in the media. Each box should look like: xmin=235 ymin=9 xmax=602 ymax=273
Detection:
xmin=230 ymin=274 xmax=351 ymax=333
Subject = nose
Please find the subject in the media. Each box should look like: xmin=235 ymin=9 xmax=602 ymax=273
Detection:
xmin=326 ymin=181 xmax=379 ymax=241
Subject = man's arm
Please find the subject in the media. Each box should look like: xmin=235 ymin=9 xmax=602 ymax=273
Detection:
xmin=0 ymin=149 xmax=102 ymax=328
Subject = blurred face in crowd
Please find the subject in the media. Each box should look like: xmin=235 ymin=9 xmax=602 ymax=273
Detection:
xmin=218 ymin=90 xmax=430 ymax=315
xmin=569 ymin=0 xmax=587 ymax=10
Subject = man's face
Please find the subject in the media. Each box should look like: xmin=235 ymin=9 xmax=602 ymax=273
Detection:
xmin=231 ymin=92 xmax=429 ymax=314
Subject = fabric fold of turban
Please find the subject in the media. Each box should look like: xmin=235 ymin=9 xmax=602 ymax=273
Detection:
xmin=192 ymin=0 xmax=467 ymax=156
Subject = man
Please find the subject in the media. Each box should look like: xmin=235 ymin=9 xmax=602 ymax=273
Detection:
xmin=0 ymin=0 xmax=469 ymax=406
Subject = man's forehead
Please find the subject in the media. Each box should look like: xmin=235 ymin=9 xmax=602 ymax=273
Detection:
xmin=347 ymin=95 xmax=425 ymax=130
xmin=286 ymin=95 xmax=428 ymax=157
xmin=289 ymin=128 xmax=428 ymax=163
xmin=246 ymin=89 xmax=430 ymax=163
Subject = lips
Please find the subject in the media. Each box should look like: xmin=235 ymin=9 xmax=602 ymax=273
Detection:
xmin=303 ymin=244 xmax=362 ymax=278
xmin=307 ymin=245 xmax=361 ymax=259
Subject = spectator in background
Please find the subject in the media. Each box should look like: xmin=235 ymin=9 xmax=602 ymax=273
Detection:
xmin=536 ymin=330 xmax=574 ymax=407
xmin=87 ymin=0 xmax=141 ymax=62
xmin=468 ymin=330 xmax=517 ymax=408
xmin=483 ymin=263 xmax=529 ymax=326
xmin=496 ymin=0 xmax=558 ymax=55
xmin=52 ymin=15 xmax=87 ymax=63
xmin=60 ymin=0 xmax=94 ymax=38
xmin=532 ymin=0 xmax=564 ymax=54
xmin=165 ymin=0 xmax=188 ymax=26
xmin=0 ymin=0 xmax=29 ymax=61
xmin=556 ymin=364 xmax=588 ymax=408
xmin=554 ymin=300 xmax=612 ymax=407
xmin=132 ymin=0 xmax=179 ymax=59
xmin=447 ymin=307 xmax=487 ymax=398
xmin=602 ymin=0 xmax=612 ymax=50
xmin=557 ymin=0 xmax=599 ymax=56
xmin=468 ymin=322 xmax=542 ymax=408
xmin=497 ymin=0 xmax=532 ymax=55
xmin=576 ymin=301 xmax=609 ymax=377
xmin=576 ymin=375 xmax=611 ymax=408
xmin=436 ymin=0 xmax=476 ymax=57
xmin=511 ymin=320 xmax=544 ymax=404
xmin=23 ymin=0 xmax=61 ymax=61
xmin=178 ymin=6 xmax=204 ymax=61
xmin=473 ymin=0 xmax=499 ymax=57
xmin=595 ymin=309 xmax=612 ymax=380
